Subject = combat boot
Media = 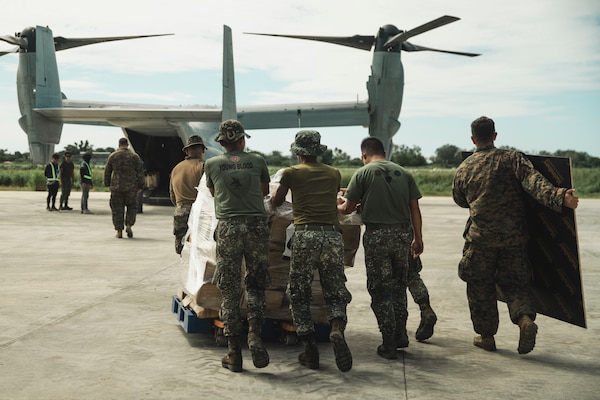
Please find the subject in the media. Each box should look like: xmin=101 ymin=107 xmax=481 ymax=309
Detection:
xmin=377 ymin=333 xmax=397 ymax=359
xmin=126 ymin=225 xmax=133 ymax=238
xmin=395 ymin=317 xmax=409 ymax=348
xmin=247 ymin=318 xmax=269 ymax=368
xmin=298 ymin=333 xmax=319 ymax=369
xmin=517 ymin=315 xmax=538 ymax=354
xmin=473 ymin=335 xmax=496 ymax=351
xmin=329 ymin=318 xmax=352 ymax=372
xmin=222 ymin=336 xmax=243 ymax=372
xmin=415 ymin=304 xmax=437 ymax=341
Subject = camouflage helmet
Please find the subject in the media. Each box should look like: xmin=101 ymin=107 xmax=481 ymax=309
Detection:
xmin=182 ymin=135 xmax=206 ymax=151
xmin=215 ymin=119 xmax=251 ymax=143
xmin=290 ymin=130 xmax=327 ymax=156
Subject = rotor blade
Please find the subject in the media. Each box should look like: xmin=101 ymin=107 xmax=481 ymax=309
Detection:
xmin=245 ymin=32 xmax=375 ymax=51
xmin=0 ymin=46 xmax=19 ymax=56
xmin=402 ymin=42 xmax=480 ymax=57
xmin=384 ymin=15 xmax=460 ymax=48
xmin=0 ymin=34 xmax=27 ymax=48
xmin=53 ymin=33 xmax=173 ymax=51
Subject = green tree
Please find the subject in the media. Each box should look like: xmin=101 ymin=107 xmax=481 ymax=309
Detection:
xmin=94 ymin=147 xmax=115 ymax=153
xmin=264 ymin=150 xmax=292 ymax=167
xmin=390 ymin=144 xmax=427 ymax=166
xmin=432 ymin=144 xmax=464 ymax=166
xmin=331 ymin=148 xmax=361 ymax=166
xmin=64 ymin=140 xmax=94 ymax=155
xmin=552 ymin=150 xmax=600 ymax=168
xmin=320 ymin=149 xmax=333 ymax=165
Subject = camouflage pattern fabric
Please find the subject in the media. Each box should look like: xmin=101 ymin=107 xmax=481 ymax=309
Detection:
xmin=363 ymin=226 xmax=412 ymax=336
xmin=452 ymin=146 xmax=565 ymax=247
xmin=103 ymin=148 xmax=144 ymax=192
xmin=459 ymin=242 xmax=535 ymax=336
xmin=173 ymin=201 xmax=193 ymax=254
xmin=104 ymin=148 xmax=144 ymax=231
xmin=287 ymin=230 xmax=351 ymax=336
xmin=215 ymin=217 xmax=270 ymax=337
xmin=109 ymin=190 xmax=138 ymax=230
xmin=407 ymin=256 xmax=430 ymax=306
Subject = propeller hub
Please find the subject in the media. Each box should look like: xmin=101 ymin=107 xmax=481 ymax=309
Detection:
xmin=18 ymin=26 xmax=35 ymax=51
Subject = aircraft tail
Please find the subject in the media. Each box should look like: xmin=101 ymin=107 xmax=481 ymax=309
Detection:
xmin=17 ymin=26 xmax=64 ymax=163
xmin=221 ymin=25 xmax=236 ymax=121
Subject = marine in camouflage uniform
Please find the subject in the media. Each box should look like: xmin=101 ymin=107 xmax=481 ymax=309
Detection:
xmin=169 ymin=135 xmax=206 ymax=254
xmin=272 ymin=130 xmax=353 ymax=372
xmin=104 ymin=138 xmax=145 ymax=239
xmin=204 ymin=120 xmax=271 ymax=372
xmin=452 ymin=116 xmax=579 ymax=354
xmin=339 ymin=137 xmax=424 ymax=360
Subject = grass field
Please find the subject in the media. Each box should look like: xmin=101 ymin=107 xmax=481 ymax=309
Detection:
xmin=1 ymin=164 xmax=598 ymax=198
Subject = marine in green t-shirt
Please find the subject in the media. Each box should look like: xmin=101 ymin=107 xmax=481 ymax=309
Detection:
xmin=271 ymin=130 xmax=353 ymax=373
xmin=204 ymin=119 xmax=271 ymax=373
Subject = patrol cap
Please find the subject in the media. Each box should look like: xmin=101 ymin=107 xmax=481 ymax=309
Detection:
xmin=290 ymin=130 xmax=327 ymax=156
xmin=182 ymin=135 xmax=206 ymax=151
xmin=215 ymin=119 xmax=250 ymax=143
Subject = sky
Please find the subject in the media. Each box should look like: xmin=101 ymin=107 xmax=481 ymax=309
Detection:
xmin=1 ymin=0 xmax=599 ymax=160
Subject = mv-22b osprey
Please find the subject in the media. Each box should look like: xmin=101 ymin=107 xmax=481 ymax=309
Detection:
xmin=0 ymin=16 xmax=478 ymax=199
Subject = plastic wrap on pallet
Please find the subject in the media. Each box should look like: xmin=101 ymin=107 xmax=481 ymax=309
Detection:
xmin=179 ymin=175 xmax=217 ymax=298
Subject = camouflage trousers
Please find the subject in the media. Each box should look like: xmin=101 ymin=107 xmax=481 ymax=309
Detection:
xmin=363 ymin=225 xmax=413 ymax=336
xmin=288 ymin=229 xmax=352 ymax=336
xmin=215 ymin=217 xmax=270 ymax=337
xmin=109 ymin=190 xmax=138 ymax=230
xmin=458 ymin=241 xmax=536 ymax=337
xmin=173 ymin=201 xmax=193 ymax=254
xmin=408 ymin=256 xmax=430 ymax=307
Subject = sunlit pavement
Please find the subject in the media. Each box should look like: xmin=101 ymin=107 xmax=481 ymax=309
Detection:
xmin=0 ymin=191 xmax=598 ymax=400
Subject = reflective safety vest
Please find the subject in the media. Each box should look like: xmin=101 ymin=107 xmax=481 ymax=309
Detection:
xmin=47 ymin=163 xmax=59 ymax=183
xmin=83 ymin=161 xmax=93 ymax=180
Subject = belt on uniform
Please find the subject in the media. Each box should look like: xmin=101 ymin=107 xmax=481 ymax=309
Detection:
xmin=295 ymin=224 xmax=341 ymax=232
xmin=365 ymin=222 xmax=411 ymax=231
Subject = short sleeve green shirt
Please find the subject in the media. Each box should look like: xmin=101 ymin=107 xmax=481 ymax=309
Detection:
xmin=204 ymin=150 xmax=270 ymax=219
xmin=345 ymin=160 xmax=421 ymax=224
xmin=280 ymin=163 xmax=341 ymax=225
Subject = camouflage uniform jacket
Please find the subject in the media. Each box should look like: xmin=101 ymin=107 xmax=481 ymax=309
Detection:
xmin=452 ymin=145 xmax=567 ymax=247
xmin=104 ymin=148 xmax=144 ymax=191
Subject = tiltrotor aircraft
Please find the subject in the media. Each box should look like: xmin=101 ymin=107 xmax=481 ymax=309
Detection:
xmin=0 ymin=16 xmax=478 ymax=200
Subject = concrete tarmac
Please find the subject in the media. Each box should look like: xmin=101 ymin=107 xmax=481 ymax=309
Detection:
xmin=0 ymin=191 xmax=598 ymax=400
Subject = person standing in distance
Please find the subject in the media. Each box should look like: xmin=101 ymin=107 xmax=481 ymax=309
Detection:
xmin=169 ymin=135 xmax=206 ymax=255
xmin=104 ymin=138 xmax=144 ymax=239
xmin=271 ymin=130 xmax=353 ymax=372
xmin=452 ymin=116 xmax=579 ymax=354
xmin=203 ymin=120 xmax=271 ymax=373
xmin=59 ymin=152 xmax=75 ymax=210
xmin=80 ymin=153 xmax=94 ymax=214
xmin=44 ymin=153 xmax=60 ymax=211
xmin=338 ymin=137 xmax=424 ymax=360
